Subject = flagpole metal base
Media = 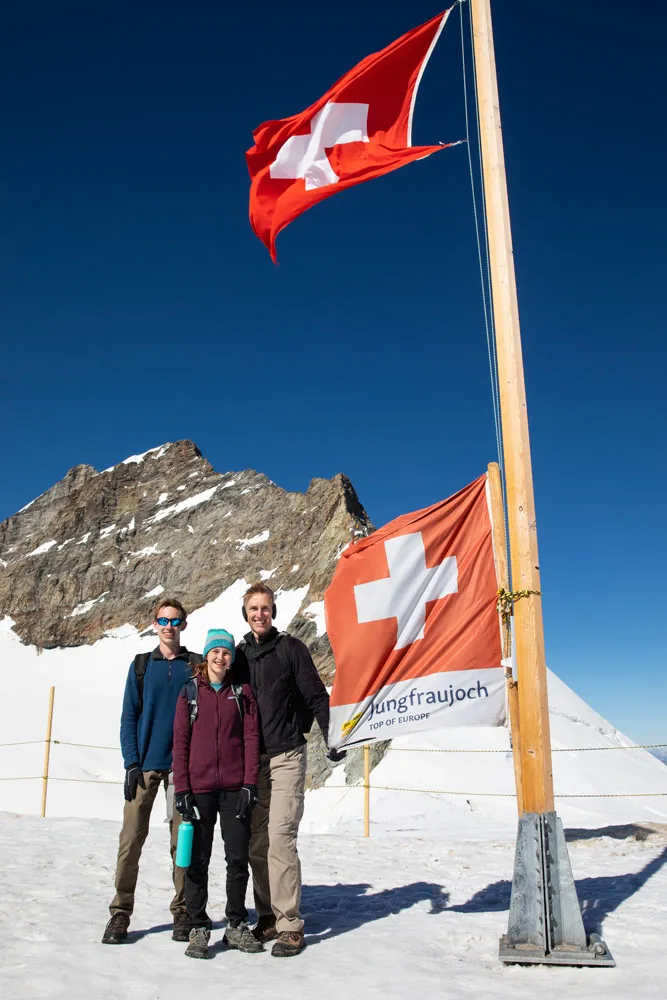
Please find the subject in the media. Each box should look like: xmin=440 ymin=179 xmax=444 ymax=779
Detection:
xmin=499 ymin=811 xmax=615 ymax=968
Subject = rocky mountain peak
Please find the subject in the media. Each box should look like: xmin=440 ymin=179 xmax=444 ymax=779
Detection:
xmin=0 ymin=441 xmax=373 ymax=666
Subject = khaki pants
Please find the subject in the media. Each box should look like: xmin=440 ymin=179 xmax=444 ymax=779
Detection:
xmin=249 ymin=746 xmax=307 ymax=933
xmin=109 ymin=769 xmax=185 ymax=917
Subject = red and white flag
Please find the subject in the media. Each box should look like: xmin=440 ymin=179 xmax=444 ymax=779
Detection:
xmin=325 ymin=474 xmax=506 ymax=750
xmin=247 ymin=9 xmax=455 ymax=261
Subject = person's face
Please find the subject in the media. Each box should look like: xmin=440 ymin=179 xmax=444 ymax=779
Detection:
xmin=206 ymin=647 xmax=232 ymax=677
xmin=245 ymin=593 xmax=274 ymax=638
xmin=153 ymin=606 xmax=187 ymax=644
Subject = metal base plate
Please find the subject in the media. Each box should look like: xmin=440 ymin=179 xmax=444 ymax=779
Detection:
xmin=500 ymin=935 xmax=615 ymax=967
xmin=499 ymin=812 xmax=616 ymax=968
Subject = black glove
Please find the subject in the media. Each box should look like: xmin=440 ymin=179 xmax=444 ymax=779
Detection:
xmin=327 ymin=747 xmax=347 ymax=763
xmin=124 ymin=764 xmax=145 ymax=802
xmin=236 ymin=784 xmax=259 ymax=821
xmin=175 ymin=790 xmax=196 ymax=820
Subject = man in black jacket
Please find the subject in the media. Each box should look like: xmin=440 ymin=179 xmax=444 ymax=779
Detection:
xmin=237 ymin=581 xmax=341 ymax=957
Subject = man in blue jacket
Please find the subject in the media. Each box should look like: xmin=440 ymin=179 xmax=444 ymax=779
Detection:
xmin=102 ymin=598 xmax=201 ymax=945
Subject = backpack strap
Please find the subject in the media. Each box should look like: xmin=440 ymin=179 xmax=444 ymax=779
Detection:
xmin=134 ymin=650 xmax=200 ymax=714
xmin=231 ymin=682 xmax=244 ymax=724
xmin=133 ymin=652 xmax=151 ymax=715
xmin=274 ymin=633 xmax=291 ymax=672
xmin=275 ymin=634 xmax=315 ymax=734
xmin=184 ymin=678 xmax=199 ymax=727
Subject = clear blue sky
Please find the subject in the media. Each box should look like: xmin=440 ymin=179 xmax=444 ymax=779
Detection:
xmin=1 ymin=1 xmax=665 ymax=743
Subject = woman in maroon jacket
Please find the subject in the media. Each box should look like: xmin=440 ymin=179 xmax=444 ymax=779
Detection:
xmin=172 ymin=628 xmax=261 ymax=960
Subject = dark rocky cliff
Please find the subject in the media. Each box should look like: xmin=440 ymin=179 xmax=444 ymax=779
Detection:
xmin=0 ymin=439 xmax=371 ymax=665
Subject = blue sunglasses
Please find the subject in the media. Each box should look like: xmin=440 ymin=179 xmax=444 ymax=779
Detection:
xmin=156 ymin=617 xmax=185 ymax=627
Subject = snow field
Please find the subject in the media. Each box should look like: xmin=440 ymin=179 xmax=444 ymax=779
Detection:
xmin=2 ymin=580 xmax=667 ymax=830
xmin=1 ymin=812 xmax=665 ymax=1000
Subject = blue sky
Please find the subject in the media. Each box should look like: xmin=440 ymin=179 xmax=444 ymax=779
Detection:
xmin=1 ymin=1 xmax=665 ymax=744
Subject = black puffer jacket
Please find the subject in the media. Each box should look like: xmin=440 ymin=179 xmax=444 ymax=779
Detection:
xmin=237 ymin=628 xmax=329 ymax=756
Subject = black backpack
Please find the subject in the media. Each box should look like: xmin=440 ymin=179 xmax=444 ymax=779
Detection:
xmin=133 ymin=650 xmax=203 ymax=714
xmin=240 ymin=633 xmax=315 ymax=735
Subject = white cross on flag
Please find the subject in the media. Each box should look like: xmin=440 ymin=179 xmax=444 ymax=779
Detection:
xmin=247 ymin=9 xmax=456 ymax=261
xmin=325 ymin=474 xmax=506 ymax=749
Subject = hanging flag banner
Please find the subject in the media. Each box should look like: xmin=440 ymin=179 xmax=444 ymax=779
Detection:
xmin=325 ymin=474 xmax=505 ymax=749
xmin=246 ymin=8 xmax=457 ymax=261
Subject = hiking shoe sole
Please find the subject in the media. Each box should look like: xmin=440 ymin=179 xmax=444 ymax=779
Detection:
xmin=271 ymin=938 xmax=306 ymax=957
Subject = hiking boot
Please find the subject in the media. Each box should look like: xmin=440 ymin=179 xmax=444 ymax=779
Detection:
xmin=252 ymin=914 xmax=277 ymax=943
xmin=271 ymin=930 xmax=305 ymax=957
xmin=223 ymin=921 xmax=264 ymax=953
xmin=101 ymin=912 xmax=130 ymax=945
xmin=172 ymin=911 xmax=191 ymax=942
xmin=185 ymin=926 xmax=210 ymax=960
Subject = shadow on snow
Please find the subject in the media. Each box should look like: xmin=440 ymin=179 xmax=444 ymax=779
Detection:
xmin=126 ymin=883 xmax=448 ymax=947
xmin=302 ymin=881 xmax=449 ymax=943
xmin=445 ymin=843 xmax=667 ymax=935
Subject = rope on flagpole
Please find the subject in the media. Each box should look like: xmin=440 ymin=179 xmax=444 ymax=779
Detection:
xmin=496 ymin=587 xmax=542 ymax=627
xmin=459 ymin=0 xmax=504 ymax=483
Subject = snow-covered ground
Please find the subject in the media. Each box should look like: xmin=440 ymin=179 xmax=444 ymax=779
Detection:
xmin=1 ymin=812 xmax=665 ymax=999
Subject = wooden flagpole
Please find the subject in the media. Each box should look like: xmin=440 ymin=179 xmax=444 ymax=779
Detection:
xmin=487 ymin=462 xmax=524 ymax=816
xmin=471 ymin=2 xmax=614 ymax=966
xmin=470 ymin=0 xmax=554 ymax=814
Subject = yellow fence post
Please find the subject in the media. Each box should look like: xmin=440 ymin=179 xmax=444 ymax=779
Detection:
xmin=41 ymin=686 xmax=55 ymax=818
xmin=363 ymin=744 xmax=370 ymax=837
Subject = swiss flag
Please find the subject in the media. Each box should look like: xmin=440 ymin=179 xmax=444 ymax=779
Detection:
xmin=247 ymin=9 xmax=455 ymax=261
xmin=325 ymin=474 xmax=505 ymax=748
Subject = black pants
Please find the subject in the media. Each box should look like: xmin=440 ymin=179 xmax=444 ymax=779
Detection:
xmin=185 ymin=789 xmax=251 ymax=928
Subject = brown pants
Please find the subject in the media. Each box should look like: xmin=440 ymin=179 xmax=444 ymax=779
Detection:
xmin=109 ymin=769 xmax=185 ymax=917
xmin=249 ymin=746 xmax=307 ymax=933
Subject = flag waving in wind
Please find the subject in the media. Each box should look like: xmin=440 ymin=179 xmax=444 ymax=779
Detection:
xmin=247 ymin=9 xmax=455 ymax=261
xmin=325 ymin=474 xmax=506 ymax=750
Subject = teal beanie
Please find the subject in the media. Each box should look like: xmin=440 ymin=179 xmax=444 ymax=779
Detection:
xmin=202 ymin=628 xmax=236 ymax=661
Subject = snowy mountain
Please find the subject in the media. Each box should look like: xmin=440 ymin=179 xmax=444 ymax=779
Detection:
xmin=1 ymin=443 xmax=665 ymax=832
xmin=2 ymin=592 xmax=666 ymax=832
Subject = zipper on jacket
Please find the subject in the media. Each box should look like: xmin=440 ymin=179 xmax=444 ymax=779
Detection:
xmin=215 ymin=689 xmax=221 ymax=789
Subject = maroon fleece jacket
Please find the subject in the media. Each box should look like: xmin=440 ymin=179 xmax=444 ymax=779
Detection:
xmin=172 ymin=676 xmax=260 ymax=794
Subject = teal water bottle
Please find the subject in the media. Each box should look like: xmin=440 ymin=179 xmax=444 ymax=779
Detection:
xmin=176 ymin=820 xmax=194 ymax=868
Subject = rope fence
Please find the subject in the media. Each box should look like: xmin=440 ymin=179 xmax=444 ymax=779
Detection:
xmin=2 ymin=686 xmax=666 ymax=826
xmin=2 ymin=739 xmax=666 ymax=753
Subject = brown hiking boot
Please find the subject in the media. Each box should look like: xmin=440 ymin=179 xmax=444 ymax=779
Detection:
xmin=172 ymin=911 xmax=191 ymax=942
xmin=224 ymin=921 xmax=264 ymax=953
xmin=102 ymin=912 xmax=130 ymax=944
xmin=185 ymin=926 xmax=210 ymax=960
xmin=252 ymin=915 xmax=277 ymax=943
xmin=271 ymin=930 xmax=305 ymax=957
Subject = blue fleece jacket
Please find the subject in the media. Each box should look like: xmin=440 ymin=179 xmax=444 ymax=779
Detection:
xmin=120 ymin=648 xmax=195 ymax=771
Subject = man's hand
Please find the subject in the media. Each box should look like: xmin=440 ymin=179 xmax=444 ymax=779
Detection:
xmin=326 ymin=747 xmax=347 ymax=763
xmin=124 ymin=764 xmax=145 ymax=802
xmin=236 ymin=784 xmax=259 ymax=821
xmin=175 ymin=791 xmax=196 ymax=820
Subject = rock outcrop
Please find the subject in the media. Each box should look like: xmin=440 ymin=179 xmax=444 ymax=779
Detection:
xmin=0 ymin=440 xmax=371 ymax=654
